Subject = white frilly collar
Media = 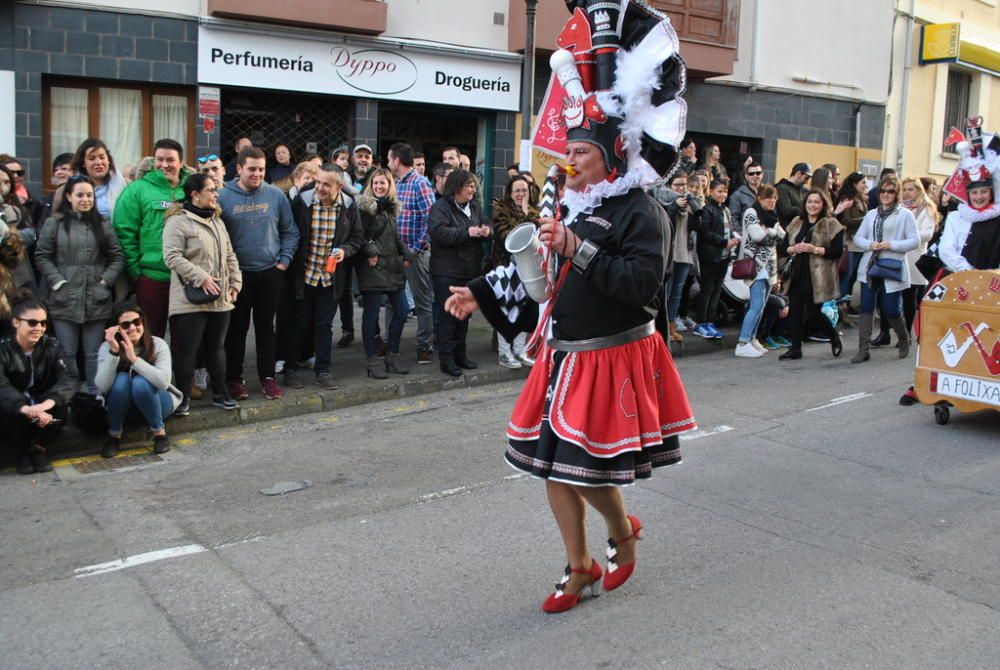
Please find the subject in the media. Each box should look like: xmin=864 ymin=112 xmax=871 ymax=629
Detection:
xmin=957 ymin=202 xmax=1000 ymax=223
xmin=561 ymin=171 xmax=645 ymax=224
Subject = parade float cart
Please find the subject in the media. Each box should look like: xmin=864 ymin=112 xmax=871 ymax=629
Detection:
xmin=914 ymin=270 xmax=1000 ymax=424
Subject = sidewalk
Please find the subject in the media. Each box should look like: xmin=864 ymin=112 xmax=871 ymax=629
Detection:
xmin=33 ymin=304 xmax=729 ymax=462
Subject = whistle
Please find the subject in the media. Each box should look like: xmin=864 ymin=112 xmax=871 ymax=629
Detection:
xmin=556 ymin=164 xmax=578 ymax=177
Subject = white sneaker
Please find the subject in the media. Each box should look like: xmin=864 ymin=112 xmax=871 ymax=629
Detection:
xmin=275 ymin=360 xmax=284 ymax=374
xmin=193 ymin=368 xmax=209 ymax=391
xmin=750 ymin=339 xmax=768 ymax=353
xmin=499 ymin=353 xmax=522 ymax=369
xmin=673 ymin=317 xmax=688 ymax=332
xmin=516 ymin=353 xmax=535 ymax=367
xmin=682 ymin=316 xmax=697 ymax=331
xmin=735 ymin=342 xmax=764 ymax=358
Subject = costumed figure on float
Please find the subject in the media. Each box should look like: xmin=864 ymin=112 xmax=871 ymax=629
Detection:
xmin=907 ymin=116 xmax=1000 ymax=422
xmin=444 ymin=0 xmax=696 ymax=613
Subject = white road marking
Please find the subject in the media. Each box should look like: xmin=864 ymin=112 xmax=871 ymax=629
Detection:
xmin=805 ymin=392 xmax=873 ymax=413
xmin=418 ymin=473 xmax=527 ymax=503
xmin=74 ymin=544 xmax=207 ymax=578
xmin=679 ymin=425 xmax=734 ymax=441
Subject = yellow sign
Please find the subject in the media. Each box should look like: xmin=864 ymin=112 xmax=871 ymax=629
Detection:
xmin=920 ymin=23 xmax=961 ymax=64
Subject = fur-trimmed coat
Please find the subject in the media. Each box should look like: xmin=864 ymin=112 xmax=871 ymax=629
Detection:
xmin=356 ymin=194 xmax=411 ymax=293
xmin=784 ymin=216 xmax=845 ymax=303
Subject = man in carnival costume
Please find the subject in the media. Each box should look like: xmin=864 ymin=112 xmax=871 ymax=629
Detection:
xmin=938 ymin=118 xmax=1000 ymax=273
xmin=445 ymin=0 xmax=696 ymax=613
xmin=899 ymin=117 xmax=1000 ymax=406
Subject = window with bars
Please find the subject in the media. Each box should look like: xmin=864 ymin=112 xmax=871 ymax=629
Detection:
xmin=943 ymin=68 xmax=972 ymax=153
xmin=43 ymin=79 xmax=195 ymax=187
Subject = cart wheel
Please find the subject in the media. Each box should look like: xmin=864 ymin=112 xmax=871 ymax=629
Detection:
xmin=934 ymin=405 xmax=950 ymax=425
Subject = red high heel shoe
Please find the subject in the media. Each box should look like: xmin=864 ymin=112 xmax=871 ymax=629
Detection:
xmin=541 ymin=560 xmax=602 ymax=613
xmin=603 ymin=514 xmax=643 ymax=592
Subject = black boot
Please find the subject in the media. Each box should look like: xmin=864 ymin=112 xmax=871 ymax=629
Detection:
xmin=454 ymin=350 xmax=477 ymax=370
xmin=439 ymin=355 xmax=462 ymax=377
xmin=102 ymin=435 xmax=121 ymax=459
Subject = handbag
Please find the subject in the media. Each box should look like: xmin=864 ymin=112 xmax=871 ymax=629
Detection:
xmin=181 ymin=219 xmax=223 ymax=305
xmin=867 ymin=254 xmax=903 ymax=282
xmin=183 ymin=281 xmax=221 ymax=305
xmin=730 ymin=234 xmax=757 ymax=280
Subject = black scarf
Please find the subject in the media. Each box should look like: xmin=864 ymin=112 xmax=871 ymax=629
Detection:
xmin=752 ymin=202 xmax=779 ymax=228
xmin=184 ymin=201 xmax=215 ymax=219
xmin=874 ymin=203 xmax=898 ymax=242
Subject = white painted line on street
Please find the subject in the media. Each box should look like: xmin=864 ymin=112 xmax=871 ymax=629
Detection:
xmin=679 ymin=425 xmax=734 ymax=441
xmin=418 ymin=473 xmax=527 ymax=503
xmin=74 ymin=543 xmax=207 ymax=578
xmin=805 ymin=392 xmax=873 ymax=413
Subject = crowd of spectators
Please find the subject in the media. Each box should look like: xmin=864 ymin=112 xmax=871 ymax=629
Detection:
xmin=0 ymin=134 xmax=958 ymax=473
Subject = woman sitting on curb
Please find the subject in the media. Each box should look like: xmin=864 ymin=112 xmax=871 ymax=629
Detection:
xmin=95 ymin=303 xmax=182 ymax=458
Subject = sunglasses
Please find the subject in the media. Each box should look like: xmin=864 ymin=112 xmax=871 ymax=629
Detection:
xmin=18 ymin=318 xmax=47 ymax=328
xmin=198 ymin=154 xmax=220 ymax=164
xmin=119 ymin=317 xmax=143 ymax=330
xmin=880 ymin=189 xmax=897 ymax=194
xmin=10 ymin=169 xmax=25 ymax=177
xmin=746 ymin=170 xmax=763 ymax=176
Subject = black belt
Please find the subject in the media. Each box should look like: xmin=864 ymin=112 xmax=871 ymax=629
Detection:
xmin=549 ymin=321 xmax=655 ymax=352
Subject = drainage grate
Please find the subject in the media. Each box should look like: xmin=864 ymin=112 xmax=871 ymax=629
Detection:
xmin=73 ymin=452 xmax=164 ymax=474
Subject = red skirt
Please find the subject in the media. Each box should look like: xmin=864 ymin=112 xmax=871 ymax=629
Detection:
xmin=505 ymin=331 xmax=696 ymax=486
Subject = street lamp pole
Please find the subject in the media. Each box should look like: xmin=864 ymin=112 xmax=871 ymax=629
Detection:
xmin=519 ymin=0 xmax=538 ymax=171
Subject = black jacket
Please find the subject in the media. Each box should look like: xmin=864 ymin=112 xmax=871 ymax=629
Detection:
xmin=428 ymin=196 xmax=489 ymax=279
xmin=356 ymin=194 xmax=411 ymax=292
xmin=694 ymin=200 xmax=735 ymax=264
xmin=289 ymin=188 xmax=364 ymax=300
xmin=0 ymin=334 xmax=77 ymax=414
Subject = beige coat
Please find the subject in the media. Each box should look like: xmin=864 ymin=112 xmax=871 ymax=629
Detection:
xmin=785 ymin=216 xmax=844 ymax=304
xmin=162 ymin=205 xmax=242 ymax=316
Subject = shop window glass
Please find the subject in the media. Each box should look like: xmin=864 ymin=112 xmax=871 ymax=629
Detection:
xmin=153 ymin=94 xmax=189 ymax=149
xmin=50 ymin=87 xmax=89 ymax=159
xmin=943 ymin=68 xmax=971 ymax=153
xmin=100 ymin=88 xmax=143 ymax=168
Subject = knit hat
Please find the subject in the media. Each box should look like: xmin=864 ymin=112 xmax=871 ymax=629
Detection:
xmin=542 ymin=0 xmax=688 ymax=185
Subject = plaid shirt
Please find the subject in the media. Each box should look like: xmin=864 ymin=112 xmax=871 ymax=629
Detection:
xmin=395 ymin=169 xmax=435 ymax=252
xmin=303 ymin=201 xmax=341 ymax=288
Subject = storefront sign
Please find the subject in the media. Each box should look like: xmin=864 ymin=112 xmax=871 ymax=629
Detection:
xmin=198 ymin=26 xmax=521 ymax=111
xmin=920 ymin=23 xmax=961 ymax=65
xmin=198 ymin=86 xmax=221 ymax=118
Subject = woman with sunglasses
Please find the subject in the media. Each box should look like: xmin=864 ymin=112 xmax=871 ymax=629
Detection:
xmin=35 ymin=175 xmax=125 ymax=395
xmin=162 ymin=173 xmax=242 ymax=415
xmin=95 ymin=303 xmax=182 ymax=457
xmin=851 ymin=176 xmax=920 ymax=363
xmin=0 ymin=290 xmax=77 ymax=474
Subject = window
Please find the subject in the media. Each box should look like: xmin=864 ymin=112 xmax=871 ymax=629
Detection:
xmin=943 ymin=68 xmax=971 ymax=152
xmin=43 ymin=79 xmax=195 ymax=188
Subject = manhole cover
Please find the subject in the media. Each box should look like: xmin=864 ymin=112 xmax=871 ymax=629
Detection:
xmin=73 ymin=452 xmax=164 ymax=474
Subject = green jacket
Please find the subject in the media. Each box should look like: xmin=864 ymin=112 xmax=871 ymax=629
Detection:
xmin=112 ymin=167 xmax=192 ymax=282
xmin=776 ymin=178 xmax=804 ymax=227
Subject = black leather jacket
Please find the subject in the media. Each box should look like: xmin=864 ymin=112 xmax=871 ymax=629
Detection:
xmin=694 ymin=200 xmax=735 ymax=264
xmin=0 ymin=334 xmax=77 ymax=414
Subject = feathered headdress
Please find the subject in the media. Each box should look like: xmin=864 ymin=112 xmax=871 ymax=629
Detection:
xmin=943 ymin=116 xmax=1000 ymax=209
xmin=539 ymin=0 xmax=687 ymax=187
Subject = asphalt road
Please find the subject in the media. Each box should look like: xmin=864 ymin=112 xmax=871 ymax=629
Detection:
xmin=2 ymin=342 xmax=999 ymax=670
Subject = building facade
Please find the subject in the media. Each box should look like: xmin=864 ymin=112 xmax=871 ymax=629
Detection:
xmin=2 ymin=0 xmax=523 ymax=198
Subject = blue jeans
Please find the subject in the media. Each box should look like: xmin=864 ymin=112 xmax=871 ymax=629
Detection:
xmin=738 ymin=278 xmax=771 ymax=343
xmin=362 ymin=288 xmax=407 ymax=358
xmin=52 ymin=319 xmax=105 ymax=395
xmin=666 ymin=262 xmax=692 ymax=321
xmin=860 ymin=278 xmax=902 ymax=318
xmin=106 ymin=372 xmax=174 ymax=434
